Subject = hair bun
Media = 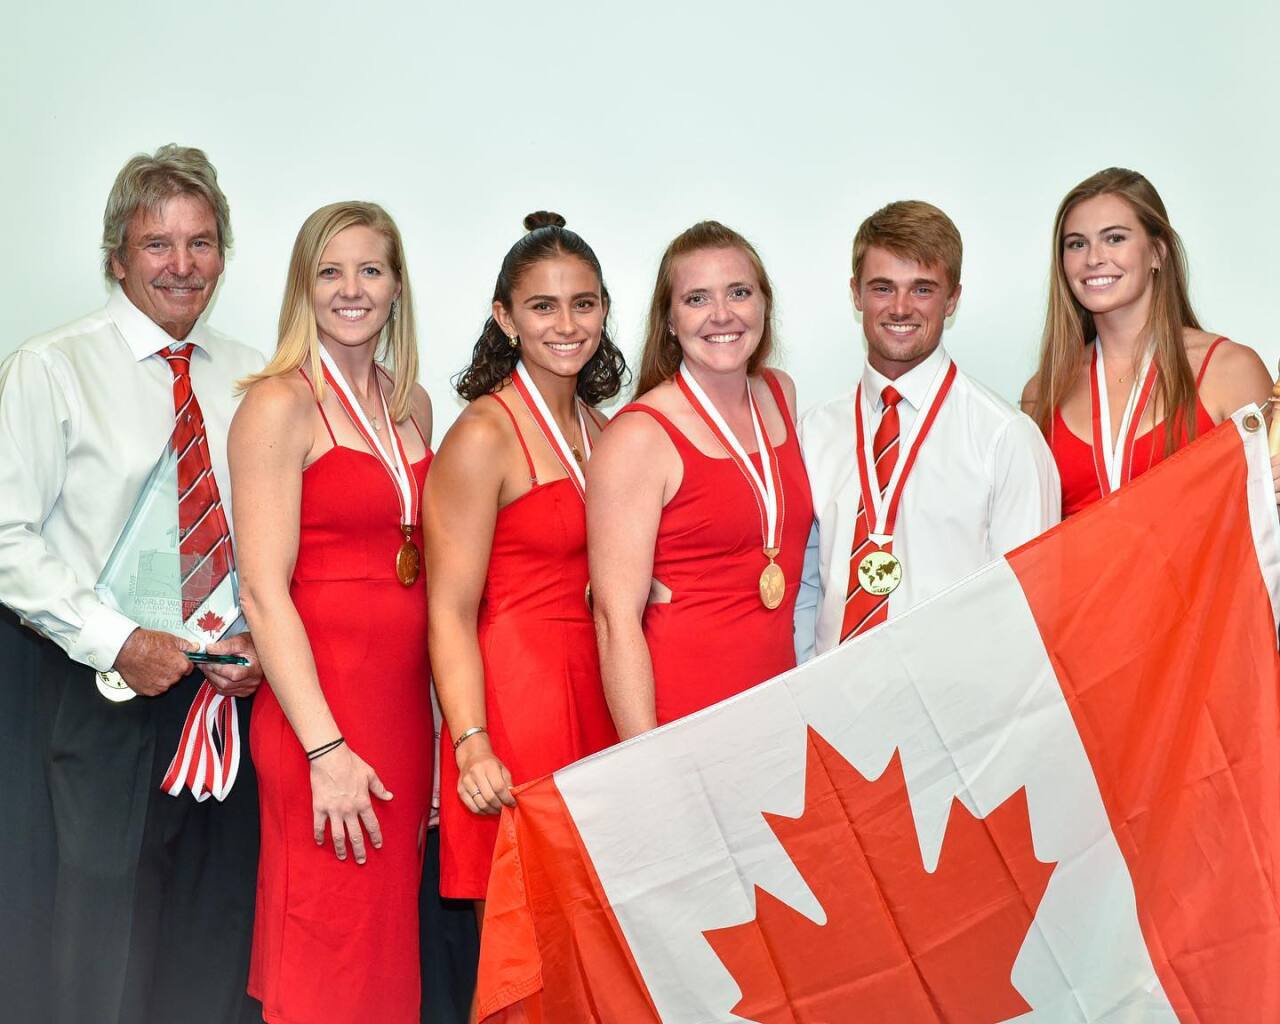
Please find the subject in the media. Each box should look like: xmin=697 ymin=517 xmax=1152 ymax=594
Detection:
xmin=523 ymin=210 xmax=567 ymax=231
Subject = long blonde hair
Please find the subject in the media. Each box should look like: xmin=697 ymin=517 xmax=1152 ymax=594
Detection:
xmin=242 ymin=201 xmax=419 ymax=421
xmin=635 ymin=221 xmax=777 ymax=396
xmin=1029 ymin=168 xmax=1200 ymax=454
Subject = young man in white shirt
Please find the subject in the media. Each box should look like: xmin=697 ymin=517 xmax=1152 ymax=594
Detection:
xmin=795 ymin=200 xmax=1060 ymax=661
xmin=0 ymin=145 xmax=265 ymax=1024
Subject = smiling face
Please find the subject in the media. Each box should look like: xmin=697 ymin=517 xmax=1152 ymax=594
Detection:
xmin=667 ymin=246 xmax=766 ymax=378
xmin=312 ymin=225 xmax=401 ymax=352
xmin=852 ymin=246 xmax=959 ymax=379
xmin=109 ymin=193 xmax=224 ymax=340
xmin=494 ymin=255 xmax=605 ymax=380
xmin=1060 ymin=193 xmax=1162 ymax=319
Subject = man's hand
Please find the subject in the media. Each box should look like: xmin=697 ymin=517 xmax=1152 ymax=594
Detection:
xmin=200 ymin=633 xmax=263 ymax=698
xmin=114 ymin=628 xmax=195 ymax=696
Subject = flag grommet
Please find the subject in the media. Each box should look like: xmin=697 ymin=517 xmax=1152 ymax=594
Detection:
xmin=1243 ymin=413 xmax=1262 ymax=432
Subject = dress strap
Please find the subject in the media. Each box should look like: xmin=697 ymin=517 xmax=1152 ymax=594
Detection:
xmin=581 ymin=403 xmax=607 ymax=433
xmin=298 ymin=368 xmax=338 ymax=446
xmin=1196 ymin=337 xmax=1228 ymax=387
xmin=489 ymin=393 xmax=538 ymax=484
xmin=371 ymin=364 xmax=428 ymax=451
xmin=760 ymin=370 xmax=794 ymax=439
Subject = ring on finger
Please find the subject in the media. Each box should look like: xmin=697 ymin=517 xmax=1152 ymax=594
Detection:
xmin=471 ymin=790 xmax=483 ymax=798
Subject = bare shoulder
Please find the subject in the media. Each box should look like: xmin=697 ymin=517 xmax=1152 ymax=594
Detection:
xmin=1020 ymin=374 xmax=1040 ymax=413
xmin=591 ymin=401 xmax=674 ymax=467
xmin=229 ymin=374 xmax=314 ymax=467
xmin=409 ymin=382 xmax=433 ymax=440
xmin=1192 ymin=332 xmax=1272 ymax=416
xmin=437 ymin=395 xmax=509 ymax=456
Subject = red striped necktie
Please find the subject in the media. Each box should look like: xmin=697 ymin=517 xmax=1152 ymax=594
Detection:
xmin=159 ymin=343 xmax=240 ymax=802
xmin=164 ymin=344 xmax=235 ymax=616
xmin=840 ymin=385 xmax=902 ymax=642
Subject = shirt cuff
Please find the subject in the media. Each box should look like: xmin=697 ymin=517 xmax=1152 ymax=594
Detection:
xmin=70 ymin=602 xmax=140 ymax=672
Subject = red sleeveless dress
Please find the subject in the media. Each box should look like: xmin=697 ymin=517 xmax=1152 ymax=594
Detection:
xmin=249 ymin=387 xmax=433 ymax=1024
xmin=617 ymin=372 xmax=813 ymax=725
xmin=438 ymin=395 xmax=617 ymax=899
xmin=1052 ymin=338 xmax=1225 ymax=517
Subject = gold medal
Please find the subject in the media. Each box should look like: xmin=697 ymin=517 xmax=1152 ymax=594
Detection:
xmin=759 ymin=548 xmax=785 ymax=610
xmin=857 ymin=549 xmax=902 ymax=596
xmin=396 ymin=526 xmax=420 ymax=586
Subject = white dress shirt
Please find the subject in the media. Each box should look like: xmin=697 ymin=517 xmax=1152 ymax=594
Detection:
xmin=0 ymin=287 xmax=264 ymax=671
xmin=794 ymin=344 xmax=1061 ymax=661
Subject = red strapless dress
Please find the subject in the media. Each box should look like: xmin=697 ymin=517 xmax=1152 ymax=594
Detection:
xmin=1052 ymin=338 xmax=1224 ymax=517
xmin=249 ymin=401 xmax=433 ymax=1024
xmin=438 ymin=394 xmax=617 ymax=899
xmin=616 ymin=372 xmax=813 ymax=726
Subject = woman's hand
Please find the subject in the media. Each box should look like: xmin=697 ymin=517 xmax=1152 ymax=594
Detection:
xmin=310 ymin=744 xmax=393 ymax=864
xmin=456 ymin=735 xmax=515 ymax=815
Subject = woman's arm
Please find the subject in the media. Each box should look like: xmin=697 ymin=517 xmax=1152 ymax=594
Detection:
xmin=423 ymin=406 xmax=513 ymax=815
xmin=230 ymin=377 xmax=390 ymax=865
xmin=587 ymin=413 xmax=677 ymax=740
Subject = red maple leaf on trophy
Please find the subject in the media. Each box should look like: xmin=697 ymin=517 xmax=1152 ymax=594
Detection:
xmin=195 ymin=610 xmax=225 ymax=636
xmin=704 ymin=729 xmax=1056 ymax=1024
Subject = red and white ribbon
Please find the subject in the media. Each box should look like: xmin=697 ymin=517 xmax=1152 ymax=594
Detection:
xmin=511 ymin=360 xmax=593 ymax=501
xmin=854 ymin=358 xmax=957 ymax=545
xmin=1090 ymin=343 xmax=1157 ymax=497
xmin=319 ymin=347 xmax=418 ymax=529
xmin=162 ymin=680 xmax=239 ymax=802
xmin=675 ymin=363 xmax=784 ymax=549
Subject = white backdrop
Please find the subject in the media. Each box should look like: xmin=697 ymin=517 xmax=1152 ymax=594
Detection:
xmin=3 ymin=0 xmax=1276 ymax=428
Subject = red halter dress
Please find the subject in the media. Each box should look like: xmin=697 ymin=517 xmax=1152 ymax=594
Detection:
xmin=1051 ymin=337 xmax=1225 ymax=517
xmin=615 ymin=372 xmax=813 ymax=725
xmin=438 ymin=394 xmax=617 ymax=899
xmin=249 ymin=385 xmax=433 ymax=1024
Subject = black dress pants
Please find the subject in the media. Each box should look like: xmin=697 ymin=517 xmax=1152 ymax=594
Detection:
xmin=1 ymin=608 xmax=262 ymax=1024
xmin=419 ymin=825 xmax=479 ymax=1024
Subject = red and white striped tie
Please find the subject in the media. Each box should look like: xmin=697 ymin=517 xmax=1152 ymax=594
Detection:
xmin=840 ymin=385 xmax=901 ymax=642
xmin=159 ymin=343 xmax=240 ymax=802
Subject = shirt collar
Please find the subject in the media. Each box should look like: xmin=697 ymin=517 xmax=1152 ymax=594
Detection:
xmin=106 ymin=285 xmax=212 ymax=362
xmin=862 ymin=343 xmax=949 ymax=412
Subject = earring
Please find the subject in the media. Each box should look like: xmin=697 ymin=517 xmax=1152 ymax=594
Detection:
xmin=508 ymin=335 xmax=519 ymax=349
xmin=389 ymin=298 xmax=400 ymax=322
xmin=667 ymin=326 xmax=676 ymax=337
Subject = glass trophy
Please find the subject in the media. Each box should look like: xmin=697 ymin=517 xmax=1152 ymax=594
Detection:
xmin=94 ymin=427 xmax=240 ymax=701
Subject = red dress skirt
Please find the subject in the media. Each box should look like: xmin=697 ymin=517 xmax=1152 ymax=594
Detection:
xmin=438 ymin=395 xmax=617 ymax=899
xmin=616 ymin=371 xmax=814 ymax=725
xmin=249 ymin=416 xmax=433 ymax=1023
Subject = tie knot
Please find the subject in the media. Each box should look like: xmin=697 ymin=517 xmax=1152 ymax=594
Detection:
xmin=160 ymin=343 xmax=195 ymax=377
xmin=881 ymin=385 xmax=902 ymax=409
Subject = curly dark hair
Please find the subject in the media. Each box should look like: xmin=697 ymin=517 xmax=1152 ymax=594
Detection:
xmin=454 ymin=211 xmax=629 ymax=405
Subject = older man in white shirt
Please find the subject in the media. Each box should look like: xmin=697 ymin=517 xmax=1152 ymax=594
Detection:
xmin=0 ymin=145 xmax=264 ymax=1024
xmin=796 ymin=200 xmax=1060 ymax=661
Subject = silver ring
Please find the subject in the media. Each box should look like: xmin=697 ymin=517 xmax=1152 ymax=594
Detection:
xmin=471 ymin=790 xmax=483 ymax=798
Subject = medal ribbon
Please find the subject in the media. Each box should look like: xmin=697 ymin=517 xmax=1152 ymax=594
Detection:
xmin=162 ymin=682 xmax=239 ymax=802
xmin=1090 ymin=343 xmax=1157 ymax=496
xmin=511 ymin=361 xmax=592 ymax=501
xmin=675 ymin=363 xmax=784 ymax=551
xmin=854 ymin=358 xmax=957 ymax=544
xmin=318 ymin=348 xmax=418 ymax=528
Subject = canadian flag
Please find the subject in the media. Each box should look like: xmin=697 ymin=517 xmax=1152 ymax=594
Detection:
xmin=477 ymin=408 xmax=1280 ymax=1024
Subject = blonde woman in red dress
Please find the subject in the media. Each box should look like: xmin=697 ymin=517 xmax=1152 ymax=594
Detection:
xmin=1022 ymin=167 xmax=1271 ymax=516
xmin=230 ymin=202 xmax=433 ymax=1024
xmin=589 ymin=221 xmax=812 ymax=738
xmin=424 ymin=212 xmax=624 ymax=928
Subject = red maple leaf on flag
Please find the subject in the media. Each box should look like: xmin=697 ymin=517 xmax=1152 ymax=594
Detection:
xmin=704 ymin=728 xmax=1056 ymax=1024
xmin=195 ymin=610 xmax=225 ymax=636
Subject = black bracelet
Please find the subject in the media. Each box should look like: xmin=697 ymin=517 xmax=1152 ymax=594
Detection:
xmin=306 ymin=737 xmax=345 ymax=761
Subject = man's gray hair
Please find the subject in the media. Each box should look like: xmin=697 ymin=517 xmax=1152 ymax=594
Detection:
xmin=101 ymin=144 xmax=232 ymax=282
